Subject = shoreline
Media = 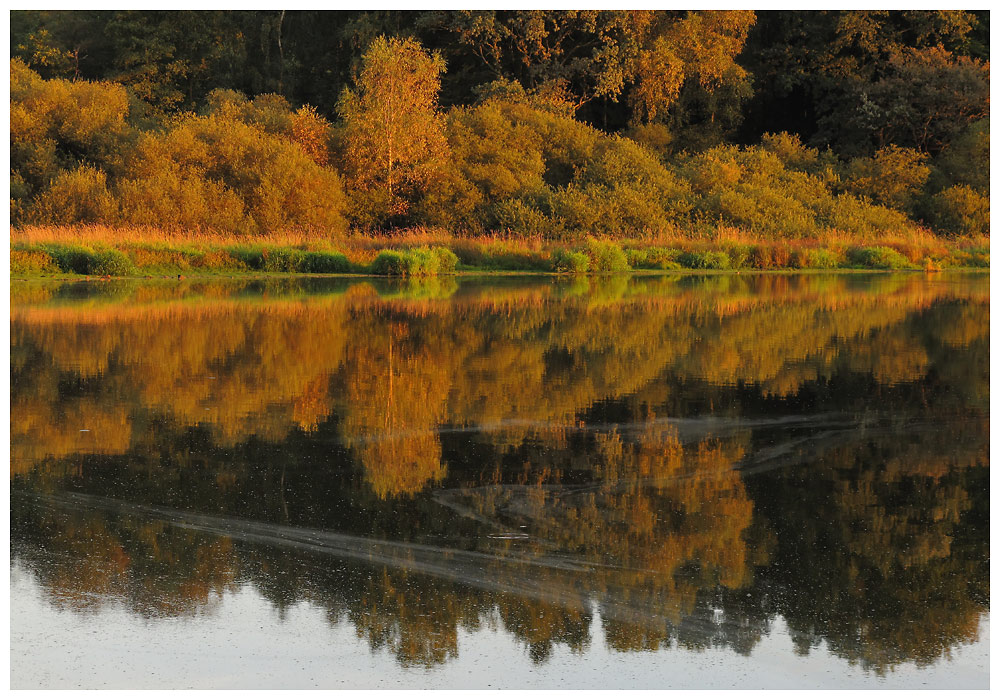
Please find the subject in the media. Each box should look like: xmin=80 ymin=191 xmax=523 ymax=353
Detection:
xmin=10 ymin=229 xmax=990 ymax=279
xmin=9 ymin=266 xmax=991 ymax=283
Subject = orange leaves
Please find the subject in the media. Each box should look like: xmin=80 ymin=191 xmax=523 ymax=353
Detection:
xmin=338 ymin=36 xmax=450 ymax=222
xmin=290 ymin=105 xmax=331 ymax=167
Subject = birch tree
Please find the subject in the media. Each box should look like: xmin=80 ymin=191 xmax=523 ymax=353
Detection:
xmin=338 ymin=36 xmax=450 ymax=223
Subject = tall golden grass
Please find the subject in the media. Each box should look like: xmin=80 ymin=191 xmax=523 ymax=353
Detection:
xmin=16 ymin=223 xmax=978 ymax=249
xmin=10 ymin=224 xmax=324 ymax=247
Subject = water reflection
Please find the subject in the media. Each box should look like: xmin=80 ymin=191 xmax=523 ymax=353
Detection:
xmin=10 ymin=272 xmax=989 ymax=684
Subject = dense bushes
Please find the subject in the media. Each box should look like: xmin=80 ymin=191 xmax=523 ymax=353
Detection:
xmin=841 ymin=146 xmax=930 ymax=213
xmin=674 ymin=137 xmax=919 ymax=239
xmin=19 ymin=244 xmax=138 ymax=275
xmin=585 ymin=240 xmax=630 ymax=272
xmin=11 ymin=60 xmax=348 ymax=235
xmin=23 ymin=165 xmax=118 ymax=224
xmin=117 ymin=114 xmax=347 ymax=234
xmin=436 ymin=98 xmax=691 ymax=238
xmin=10 ymin=249 xmax=59 ymax=274
xmin=10 ymin=59 xmax=132 ymax=222
xmin=303 ymin=251 xmax=352 ymax=274
xmin=7 ymin=60 xmax=991 ymax=247
xmin=925 ymin=185 xmax=990 ymax=237
xmin=9 ymin=59 xmax=132 ymax=179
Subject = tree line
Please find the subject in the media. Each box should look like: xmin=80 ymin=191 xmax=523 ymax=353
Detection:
xmin=10 ymin=10 xmax=990 ymax=238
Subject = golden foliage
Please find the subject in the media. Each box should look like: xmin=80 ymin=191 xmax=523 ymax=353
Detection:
xmin=338 ymin=36 xmax=451 ymax=222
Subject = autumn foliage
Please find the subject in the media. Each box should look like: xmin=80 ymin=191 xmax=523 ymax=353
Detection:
xmin=8 ymin=10 xmax=991 ymax=243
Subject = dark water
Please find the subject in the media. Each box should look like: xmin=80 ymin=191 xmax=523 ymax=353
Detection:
xmin=10 ymin=272 xmax=989 ymax=689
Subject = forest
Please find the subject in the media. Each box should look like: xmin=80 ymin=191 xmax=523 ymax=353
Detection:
xmin=9 ymin=11 xmax=991 ymax=274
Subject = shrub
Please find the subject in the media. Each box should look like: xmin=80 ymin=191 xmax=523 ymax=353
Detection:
xmin=370 ymin=250 xmax=409 ymax=276
xmin=26 ymin=165 xmax=117 ymax=225
xmin=303 ymin=250 xmax=353 ymax=274
xmin=550 ymin=249 xmax=590 ymax=274
xmin=957 ymin=249 xmax=989 ymax=268
xmin=430 ymin=246 xmax=459 ymax=273
xmin=37 ymin=244 xmax=136 ymax=275
xmin=926 ymin=185 xmax=989 ymax=237
xmin=43 ymin=244 xmax=97 ymax=274
xmin=799 ymin=248 xmax=842 ymax=269
xmin=406 ymin=247 xmax=441 ymax=276
xmin=492 ymin=199 xmax=555 ymax=237
xmin=119 ymin=113 xmax=347 ymax=235
xmin=847 ymin=246 xmax=914 ymax=269
xmin=228 ymin=246 xmax=266 ymax=270
xmin=10 ymin=249 xmax=59 ymax=275
xmin=261 ymin=247 xmax=306 ymax=273
xmin=443 ymin=99 xmax=689 ymax=237
xmin=725 ymin=244 xmax=753 ymax=269
xmin=678 ymin=251 xmax=731 ymax=270
xmin=369 ymin=247 xmax=444 ymax=277
xmin=585 ymin=239 xmax=630 ymax=272
xmin=759 ymin=132 xmax=822 ymax=173
xmin=842 ymin=145 xmax=930 ymax=212
xmin=191 ymin=250 xmax=247 ymax=271
xmin=672 ymin=143 xmax=924 ymax=239
xmin=90 ymin=249 xmax=136 ymax=276
xmin=11 ymin=59 xmax=132 ymax=196
xmin=626 ymin=246 xmax=682 ymax=270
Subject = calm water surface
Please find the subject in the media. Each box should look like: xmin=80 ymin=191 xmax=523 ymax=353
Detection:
xmin=10 ymin=272 xmax=989 ymax=689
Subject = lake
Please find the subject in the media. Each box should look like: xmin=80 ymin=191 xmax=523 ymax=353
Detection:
xmin=10 ymin=272 xmax=989 ymax=689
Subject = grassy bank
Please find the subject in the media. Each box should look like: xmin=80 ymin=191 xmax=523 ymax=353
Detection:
xmin=10 ymin=225 xmax=990 ymax=278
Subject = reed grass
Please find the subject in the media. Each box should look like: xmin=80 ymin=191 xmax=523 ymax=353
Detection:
xmin=9 ymin=225 xmax=989 ymax=278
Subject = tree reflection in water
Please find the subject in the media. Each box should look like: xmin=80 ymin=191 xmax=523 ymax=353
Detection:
xmin=10 ymin=272 xmax=989 ymax=673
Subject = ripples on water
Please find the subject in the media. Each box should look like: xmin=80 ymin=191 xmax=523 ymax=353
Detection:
xmin=9 ymin=272 xmax=990 ymax=688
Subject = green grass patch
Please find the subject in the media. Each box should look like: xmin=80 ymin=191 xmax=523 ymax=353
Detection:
xmin=585 ymin=239 xmax=631 ymax=273
xmin=471 ymin=244 xmax=550 ymax=271
xmin=678 ymin=250 xmax=731 ymax=270
xmin=369 ymin=246 xmax=457 ymax=276
xmin=626 ymin=246 xmax=682 ymax=270
xmin=90 ymin=249 xmax=137 ymax=276
xmin=798 ymin=247 xmax=842 ymax=269
xmin=261 ymin=247 xmax=306 ymax=273
xmin=550 ymin=249 xmax=591 ymax=274
xmin=846 ymin=246 xmax=915 ymax=270
xmin=303 ymin=250 xmax=353 ymax=274
xmin=32 ymin=244 xmax=135 ymax=276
